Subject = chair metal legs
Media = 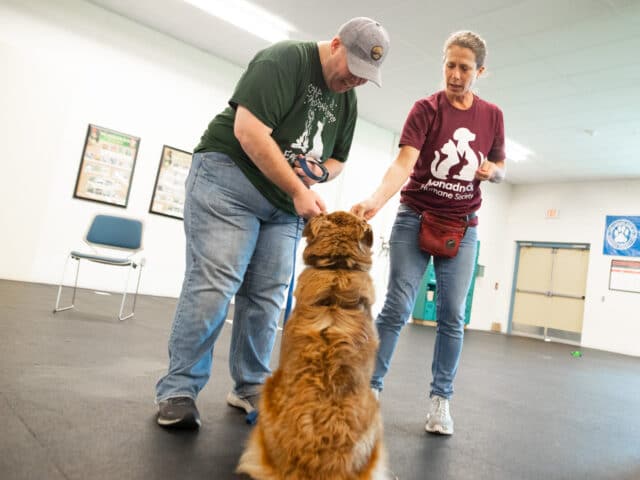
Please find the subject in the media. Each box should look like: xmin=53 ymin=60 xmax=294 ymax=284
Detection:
xmin=118 ymin=261 xmax=144 ymax=321
xmin=53 ymin=255 xmax=144 ymax=321
xmin=54 ymin=254 xmax=80 ymax=313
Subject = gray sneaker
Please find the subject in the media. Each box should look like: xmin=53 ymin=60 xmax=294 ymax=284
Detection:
xmin=226 ymin=391 xmax=260 ymax=414
xmin=157 ymin=396 xmax=201 ymax=429
xmin=425 ymin=395 xmax=454 ymax=435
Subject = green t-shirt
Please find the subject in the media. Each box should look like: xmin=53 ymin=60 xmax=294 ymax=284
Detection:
xmin=194 ymin=41 xmax=358 ymax=215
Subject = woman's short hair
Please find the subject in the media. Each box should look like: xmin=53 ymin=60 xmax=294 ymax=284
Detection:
xmin=443 ymin=31 xmax=487 ymax=68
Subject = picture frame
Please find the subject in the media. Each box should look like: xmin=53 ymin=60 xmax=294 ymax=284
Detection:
xmin=73 ymin=124 xmax=140 ymax=207
xmin=148 ymin=145 xmax=193 ymax=220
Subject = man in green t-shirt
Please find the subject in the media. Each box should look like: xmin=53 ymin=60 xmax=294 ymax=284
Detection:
xmin=156 ymin=17 xmax=390 ymax=429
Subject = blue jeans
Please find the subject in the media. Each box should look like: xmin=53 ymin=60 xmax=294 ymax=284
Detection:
xmin=155 ymin=152 xmax=302 ymax=402
xmin=371 ymin=204 xmax=478 ymax=399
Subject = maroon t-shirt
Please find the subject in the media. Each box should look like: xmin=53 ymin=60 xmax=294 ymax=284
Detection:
xmin=399 ymin=90 xmax=505 ymax=219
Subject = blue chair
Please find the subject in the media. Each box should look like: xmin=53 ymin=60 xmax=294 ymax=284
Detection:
xmin=54 ymin=214 xmax=145 ymax=321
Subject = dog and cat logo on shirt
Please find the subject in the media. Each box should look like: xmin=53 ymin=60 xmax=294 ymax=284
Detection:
xmin=420 ymin=126 xmax=482 ymax=201
xmin=431 ymin=127 xmax=485 ymax=182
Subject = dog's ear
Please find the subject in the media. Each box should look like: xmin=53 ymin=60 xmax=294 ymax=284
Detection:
xmin=302 ymin=214 xmax=328 ymax=241
xmin=360 ymin=222 xmax=373 ymax=248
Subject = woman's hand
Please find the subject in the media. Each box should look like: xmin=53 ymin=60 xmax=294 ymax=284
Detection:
xmin=475 ymin=160 xmax=495 ymax=181
xmin=351 ymin=197 xmax=382 ymax=221
xmin=475 ymin=159 xmax=506 ymax=183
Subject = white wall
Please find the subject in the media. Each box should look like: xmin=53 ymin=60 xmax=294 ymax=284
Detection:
xmin=1 ymin=0 xmax=638 ymax=357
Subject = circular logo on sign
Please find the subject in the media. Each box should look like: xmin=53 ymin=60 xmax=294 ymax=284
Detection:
xmin=370 ymin=46 xmax=383 ymax=61
xmin=606 ymin=219 xmax=637 ymax=250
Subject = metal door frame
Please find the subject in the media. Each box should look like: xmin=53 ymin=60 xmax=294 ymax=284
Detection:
xmin=507 ymin=241 xmax=590 ymax=338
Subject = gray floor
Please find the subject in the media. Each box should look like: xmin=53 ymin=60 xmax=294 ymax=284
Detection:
xmin=1 ymin=279 xmax=639 ymax=480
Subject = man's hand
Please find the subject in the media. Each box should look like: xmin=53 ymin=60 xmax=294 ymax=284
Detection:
xmin=292 ymin=188 xmax=327 ymax=219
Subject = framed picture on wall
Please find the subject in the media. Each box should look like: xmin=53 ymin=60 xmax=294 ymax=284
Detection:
xmin=73 ymin=124 xmax=140 ymax=207
xmin=149 ymin=145 xmax=193 ymax=220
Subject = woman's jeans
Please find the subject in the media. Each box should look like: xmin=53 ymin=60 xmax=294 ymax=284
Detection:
xmin=371 ymin=204 xmax=478 ymax=399
xmin=155 ymin=152 xmax=302 ymax=402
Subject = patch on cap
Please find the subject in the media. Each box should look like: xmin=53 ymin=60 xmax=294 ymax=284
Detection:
xmin=371 ymin=45 xmax=383 ymax=61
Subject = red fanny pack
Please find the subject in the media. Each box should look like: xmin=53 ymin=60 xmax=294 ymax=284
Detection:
xmin=418 ymin=211 xmax=469 ymax=258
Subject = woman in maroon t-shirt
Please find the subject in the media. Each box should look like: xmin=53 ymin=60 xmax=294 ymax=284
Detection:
xmin=352 ymin=31 xmax=506 ymax=436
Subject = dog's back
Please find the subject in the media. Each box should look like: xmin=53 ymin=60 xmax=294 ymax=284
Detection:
xmin=237 ymin=212 xmax=388 ymax=480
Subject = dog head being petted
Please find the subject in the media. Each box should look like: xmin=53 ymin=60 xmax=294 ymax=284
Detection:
xmin=302 ymin=210 xmax=374 ymax=271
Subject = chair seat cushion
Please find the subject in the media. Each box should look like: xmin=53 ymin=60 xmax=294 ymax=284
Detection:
xmin=70 ymin=251 xmax=133 ymax=266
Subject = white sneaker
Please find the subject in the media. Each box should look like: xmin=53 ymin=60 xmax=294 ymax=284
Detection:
xmin=371 ymin=387 xmax=380 ymax=400
xmin=226 ymin=391 xmax=259 ymax=414
xmin=425 ymin=395 xmax=454 ymax=435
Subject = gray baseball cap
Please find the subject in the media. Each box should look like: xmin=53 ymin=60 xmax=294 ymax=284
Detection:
xmin=338 ymin=17 xmax=390 ymax=87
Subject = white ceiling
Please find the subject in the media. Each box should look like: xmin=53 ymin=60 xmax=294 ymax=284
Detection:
xmin=87 ymin=0 xmax=640 ymax=184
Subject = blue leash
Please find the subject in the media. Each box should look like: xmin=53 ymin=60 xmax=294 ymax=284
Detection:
xmin=283 ymin=217 xmax=303 ymax=325
xmin=297 ymin=155 xmax=328 ymax=183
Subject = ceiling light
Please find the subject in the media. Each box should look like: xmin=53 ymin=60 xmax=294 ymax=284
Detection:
xmin=184 ymin=0 xmax=295 ymax=43
xmin=505 ymin=138 xmax=533 ymax=163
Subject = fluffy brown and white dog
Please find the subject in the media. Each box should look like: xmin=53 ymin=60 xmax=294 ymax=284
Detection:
xmin=236 ymin=211 xmax=389 ymax=480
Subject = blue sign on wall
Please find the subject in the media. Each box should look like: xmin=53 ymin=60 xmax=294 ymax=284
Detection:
xmin=603 ymin=216 xmax=640 ymax=257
